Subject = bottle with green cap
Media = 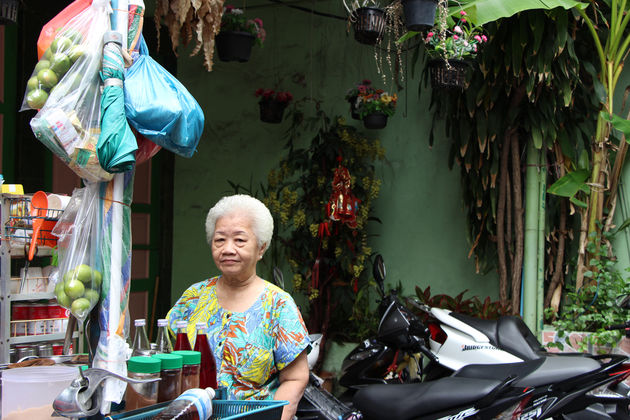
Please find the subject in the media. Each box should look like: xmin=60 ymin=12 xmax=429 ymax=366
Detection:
xmin=152 ymin=352 xmax=183 ymax=402
xmin=173 ymin=350 xmax=201 ymax=391
xmin=126 ymin=356 xmax=161 ymax=410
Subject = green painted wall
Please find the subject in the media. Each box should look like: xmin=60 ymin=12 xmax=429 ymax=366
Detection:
xmin=168 ymin=1 xmax=498 ymax=310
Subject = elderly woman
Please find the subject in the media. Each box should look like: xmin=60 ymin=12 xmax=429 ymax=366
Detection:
xmin=167 ymin=194 xmax=310 ymax=420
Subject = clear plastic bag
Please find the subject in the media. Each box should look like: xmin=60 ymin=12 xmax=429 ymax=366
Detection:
xmin=28 ymin=0 xmax=114 ymax=183
xmin=51 ymin=183 xmax=102 ymax=322
xmin=37 ymin=0 xmax=92 ymax=60
xmin=124 ymin=37 xmax=204 ymax=158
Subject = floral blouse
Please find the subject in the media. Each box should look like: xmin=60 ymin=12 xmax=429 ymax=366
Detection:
xmin=166 ymin=276 xmax=310 ymax=400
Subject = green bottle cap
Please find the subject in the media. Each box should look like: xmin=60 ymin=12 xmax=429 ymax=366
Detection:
xmin=152 ymin=353 xmax=183 ymax=370
xmin=128 ymin=356 xmax=161 ymax=374
xmin=172 ymin=350 xmax=201 ymax=365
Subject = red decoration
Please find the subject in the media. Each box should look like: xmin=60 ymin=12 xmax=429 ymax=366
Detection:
xmin=327 ymin=157 xmax=361 ymax=228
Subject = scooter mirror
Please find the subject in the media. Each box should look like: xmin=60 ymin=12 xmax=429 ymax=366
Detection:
xmin=373 ymin=254 xmax=386 ymax=296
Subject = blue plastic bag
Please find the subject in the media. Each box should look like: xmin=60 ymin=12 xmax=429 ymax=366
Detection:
xmin=124 ymin=38 xmax=204 ymax=158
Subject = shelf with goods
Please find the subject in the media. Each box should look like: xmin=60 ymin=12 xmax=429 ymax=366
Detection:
xmin=0 ymin=193 xmax=80 ymax=364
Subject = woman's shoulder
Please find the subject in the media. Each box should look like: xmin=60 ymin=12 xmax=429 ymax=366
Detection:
xmin=262 ymin=280 xmax=298 ymax=307
xmin=181 ymin=276 xmax=219 ymax=295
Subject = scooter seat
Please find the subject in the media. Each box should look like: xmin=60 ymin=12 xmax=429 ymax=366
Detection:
xmin=352 ymin=377 xmax=504 ymax=420
xmin=454 ymin=356 xmax=601 ymax=388
xmin=451 ymin=313 xmax=545 ymax=360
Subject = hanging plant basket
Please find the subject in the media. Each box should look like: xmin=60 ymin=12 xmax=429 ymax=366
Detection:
xmin=215 ymin=31 xmax=255 ymax=62
xmin=401 ymin=0 xmax=438 ymax=32
xmin=352 ymin=7 xmax=386 ymax=46
xmin=348 ymin=96 xmax=360 ymax=120
xmin=259 ymin=100 xmax=288 ymax=123
xmin=429 ymin=59 xmax=470 ymax=89
xmin=362 ymin=112 xmax=388 ymax=129
xmin=0 ymin=0 xmax=17 ymax=25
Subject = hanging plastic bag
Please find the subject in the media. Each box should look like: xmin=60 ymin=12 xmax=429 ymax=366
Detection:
xmin=37 ymin=0 xmax=92 ymax=60
xmin=51 ymin=183 xmax=102 ymax=322
xmin=134 ymin=128 xmax=161 ymax=165
xmin=28 ymin=0 xmax=114 ymax=183
xmin=124 ymin=37 xmax=204 ymax=158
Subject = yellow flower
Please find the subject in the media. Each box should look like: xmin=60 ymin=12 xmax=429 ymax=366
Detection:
xmin=293 ymin=273 xmax=303 ymax=289
xmin=309 ymin=224 xmax=319 ymax=237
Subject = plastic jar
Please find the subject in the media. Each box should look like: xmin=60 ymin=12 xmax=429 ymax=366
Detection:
xmin=125 ymin=356 xmax=161 ymax=410
xmin=152 ymin=353 xmax=183 ymax=402
xmin=172 ymin=350 xmax=201 ymax=391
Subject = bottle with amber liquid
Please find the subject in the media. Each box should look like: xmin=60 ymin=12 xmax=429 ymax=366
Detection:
xmin=174 ymin=320 xmax=192 ymax=351
xmin=193 ymin=322 xmax=217 ymax=389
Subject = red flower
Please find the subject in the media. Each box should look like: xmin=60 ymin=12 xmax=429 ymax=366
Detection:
xmin=361 ymin=79 xmax=371 ymax=85
xmin=225 ymin=4 xmax=234 ymax=12
xmin=255 ymin=88 xmax=264 ymax=97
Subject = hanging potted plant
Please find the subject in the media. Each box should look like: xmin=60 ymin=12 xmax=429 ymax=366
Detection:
xmin=215 ymin=5 xmax=266 ymax=63
xmin=401 ymin=0 xmax=438 ymax=31
xmin=255 ymin=88 xmax=293 ymax=123
xmin=345 ymin=79 xmax=373 ymax=120
xmin=356 ymin=88 xmax=397 ymax=129
xmin=424 ymin=8 xmax=486 ymax=89
xmin=343 ymin=0 xmax=386 ymax=45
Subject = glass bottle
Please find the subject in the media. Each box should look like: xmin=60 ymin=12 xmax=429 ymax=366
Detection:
xmin=174 ymin=320 xmax=192 ymax=351
xmin=153 ymin=387 xmax=215 ymax=420
xmin=131 ymin=319 xmax=152 ymax=357
xmin=156 ymin=318 xmax=173 ymax=353
xmin=193 ymin=322 xmax=217 ymax=389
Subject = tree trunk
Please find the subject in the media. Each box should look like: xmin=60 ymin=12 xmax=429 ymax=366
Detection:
xmin=510 ymin=131 xmax=524 ymax=315
xmin=544 ymin=199 xmax=566 ymax=309
xmin=497 ymin=131 xmax=511 ymax=305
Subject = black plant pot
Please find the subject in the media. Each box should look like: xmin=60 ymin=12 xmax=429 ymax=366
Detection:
xmin=429 ymin=59 xmax=470 ymax=89
xmin=402 ymin=0 xmax=438 ymax=32
xmin=348 ymin=96 xmax=360 ymax=120
xmin=352 ymin=7 xmax=386 ymax=45
xmin=259 ymin=100 xmax=288 ymax=123
xmin=363 ymin=112 xmax=388 ymax=129
xmin=215 ymin=31 xmax=255 ymax=62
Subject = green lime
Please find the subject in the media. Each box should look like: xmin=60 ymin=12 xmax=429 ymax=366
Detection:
xmin=43 ymin=48 xmax=53 ymax=61
xmin=64 ymin=278 xmax=85 ymax=299
xmin=55 ymin=288 xmax=72 ymax=308
xmin=71 ymin=297 xmax=91 ymax=318
xmin=37 ymin=68 xmax=58 ymax=89
xmin=26 ymin=89 xmax=48 ymax=109
xmin=50 ymin=36 xmax=72 ymax=54
xmin=33 ymin=59 xmax=50 ymax=74
xmin=50 ymin=52 xmax=71 ymax=76
xmin=27 ymin=76 xmax=40 ymax=91
xmin=84 ymin=289 xmax=100 ymax=305
xmin=67 ymin=45 xmax=85 ymax=63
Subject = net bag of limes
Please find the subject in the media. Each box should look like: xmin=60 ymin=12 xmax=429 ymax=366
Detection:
xmin=23 ymin=0 xmax=114 ymax=183
xmin=50 ymin=182 xmax=103 ymax=323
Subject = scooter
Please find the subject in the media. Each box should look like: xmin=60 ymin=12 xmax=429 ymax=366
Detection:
xmin=340 ymin=255 xmax=630 ymax=419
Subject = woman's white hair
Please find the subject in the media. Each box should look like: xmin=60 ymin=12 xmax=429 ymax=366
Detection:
xmin=205 ymin=194 xmax=273 ymax=253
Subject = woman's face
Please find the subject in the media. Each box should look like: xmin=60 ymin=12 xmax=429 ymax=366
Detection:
xmin=211 ymin=213 xmax=265 ymax=280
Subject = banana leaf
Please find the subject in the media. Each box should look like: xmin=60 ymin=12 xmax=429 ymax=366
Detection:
xmin=460 ymin=0 xmax=588 ymax=25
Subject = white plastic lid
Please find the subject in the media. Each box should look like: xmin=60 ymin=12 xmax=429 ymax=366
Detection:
xmin=134 ymin=319 xmax=146 ymax=327
xmin=196 ymin=322 xmax=207 ymax=329
xmin=176 ymin=320 xmax=188 ymax=329
xmin=157 ymin=319 xmax=168 ymax=327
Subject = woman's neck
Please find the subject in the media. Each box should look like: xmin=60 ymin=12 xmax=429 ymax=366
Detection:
xmin=216 ymin=274 xmax=265 ymax=312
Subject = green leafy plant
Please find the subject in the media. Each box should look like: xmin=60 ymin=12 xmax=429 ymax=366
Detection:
xmin=424 ymin=9 xmax=487 ymax=60
xmin=356 ymin=89 xmax=397 ymax=117
xmin=545 ymin=238 xmax=630 ymax=352
xmin=221 ymin=5 xmax=266 ymax=46
xmin=414 ymin=285 xmax=510 ymax=319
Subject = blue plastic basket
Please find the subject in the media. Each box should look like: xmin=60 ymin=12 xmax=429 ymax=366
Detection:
xmin=107 ymin=399 xmax=288 ymax=420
